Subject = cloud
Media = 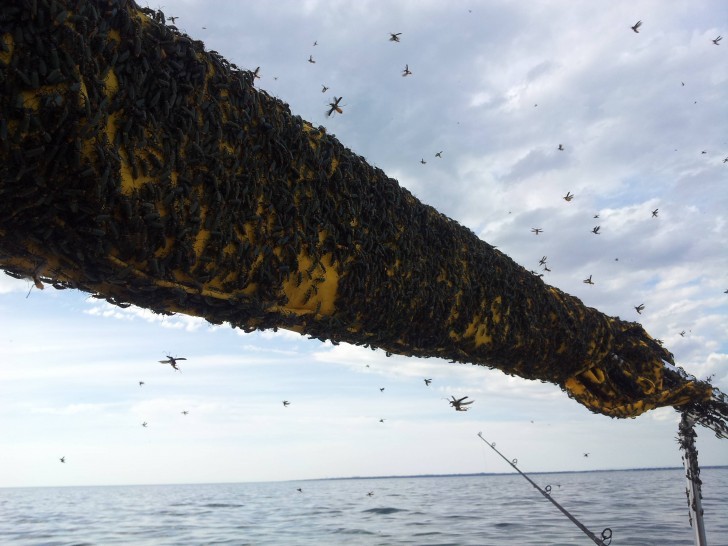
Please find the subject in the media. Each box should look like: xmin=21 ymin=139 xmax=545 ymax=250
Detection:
xmin=30 ymin=402 xmax=121 ymax=415
xmin=0 ymin=274 xmax=31 ymax=294
xmin=83 ymin=299 xmax=208 ymax=332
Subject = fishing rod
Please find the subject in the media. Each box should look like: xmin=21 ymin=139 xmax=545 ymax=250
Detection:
xmin=477 ymin=432 xmax=612 ymax=546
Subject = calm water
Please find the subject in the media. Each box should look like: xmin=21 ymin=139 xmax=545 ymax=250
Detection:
xmin=1 ymin=468 xmax=727 ymax=545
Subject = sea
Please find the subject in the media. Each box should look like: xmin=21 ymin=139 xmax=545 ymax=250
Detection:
xmin=1 ymin=467 xmax=727 ymax=546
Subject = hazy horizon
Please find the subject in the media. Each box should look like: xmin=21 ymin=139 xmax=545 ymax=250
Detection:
xmin=3 ymin=464 xmax=728 ymax=491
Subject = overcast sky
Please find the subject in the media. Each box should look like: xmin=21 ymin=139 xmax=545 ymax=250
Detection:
xmin=1 ymin=0 xmax=726 ymax=488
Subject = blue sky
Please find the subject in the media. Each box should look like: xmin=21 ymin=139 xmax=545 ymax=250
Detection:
xmin=1 ymin=0 xmax=727 ymax=487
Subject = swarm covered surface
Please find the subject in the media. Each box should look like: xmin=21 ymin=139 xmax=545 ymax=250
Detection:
xmin=0 ymin=0 xmax=725 ymax=436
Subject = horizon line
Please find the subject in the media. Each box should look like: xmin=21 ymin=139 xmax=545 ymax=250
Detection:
xmin=3 ymin=465 xmax=727 ymax=490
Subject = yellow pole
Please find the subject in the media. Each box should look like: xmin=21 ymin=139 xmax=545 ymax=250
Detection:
xmin=1 ymin=0 xmax=726 ymax=435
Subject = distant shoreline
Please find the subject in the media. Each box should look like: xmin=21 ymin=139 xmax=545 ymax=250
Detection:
xmin=306 ymin=465 xmax=728 ymax=482
xmin=3 ymin=466 xmax=726 ymax=489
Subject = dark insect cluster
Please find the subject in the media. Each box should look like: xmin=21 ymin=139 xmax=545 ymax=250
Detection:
xmin=0 ymin=0 xmax=725 ymax=434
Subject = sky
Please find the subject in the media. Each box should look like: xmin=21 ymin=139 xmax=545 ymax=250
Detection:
xmin=1 ymin=0 xmax=727 ymax=489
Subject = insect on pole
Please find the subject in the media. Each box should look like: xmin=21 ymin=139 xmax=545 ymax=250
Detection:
xmin=477 ymin=433 xmax=612 ymax=546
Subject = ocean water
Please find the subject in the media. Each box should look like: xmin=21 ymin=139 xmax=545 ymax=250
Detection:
xmin=1 ymin=468 xmax=727 ymax=545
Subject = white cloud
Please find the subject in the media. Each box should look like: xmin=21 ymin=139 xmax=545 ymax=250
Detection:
xmin=0 ymin=273 xmax=31 ymax=294
xmin=30 ymin=403 xmax=121 ymax=416
xmin=83 ymin=299 xmax=208 ymax=331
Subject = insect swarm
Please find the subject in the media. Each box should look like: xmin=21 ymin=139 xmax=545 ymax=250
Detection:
xmin=0 ymin=0 xmax=726 ymax=437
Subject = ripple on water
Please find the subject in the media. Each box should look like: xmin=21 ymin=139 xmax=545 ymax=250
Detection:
xmin=331 ymin=527 xmax=378 ymax=535
xmin=362 ymin=507 xmax=408 ymax=515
